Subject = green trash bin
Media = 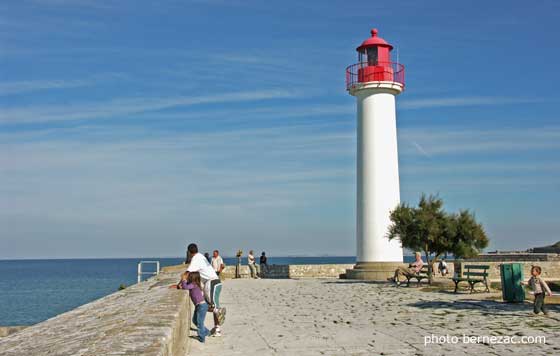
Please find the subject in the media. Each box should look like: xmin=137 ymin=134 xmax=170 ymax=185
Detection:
xmin=500 ymin=263 xmax=525 ymax=302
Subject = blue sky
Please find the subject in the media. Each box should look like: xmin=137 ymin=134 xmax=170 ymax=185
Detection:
xmin=1 ymin=0 xmax=559 ymax=259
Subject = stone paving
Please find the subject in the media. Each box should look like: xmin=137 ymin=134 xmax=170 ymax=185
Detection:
xmin=190 ymin=279 xmax=560 ymax=356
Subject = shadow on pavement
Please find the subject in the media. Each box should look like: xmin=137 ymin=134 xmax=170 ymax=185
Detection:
xmin=409 ymin=299 xmax=560 ymax=315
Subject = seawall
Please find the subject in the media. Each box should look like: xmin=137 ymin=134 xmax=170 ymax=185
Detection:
xmin=163 ymin=263 xmax=355 ymax=279
xmin=0 ymin=270 xmax=191 ymax=356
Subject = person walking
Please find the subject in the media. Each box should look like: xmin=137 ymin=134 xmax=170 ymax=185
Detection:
xmin=211 ymin=250 xmax=225 ymax=278
xmin=248 ymin=250 xmax=259 ymax=279
xmin=522 ymin=265 xmax=552 ymax=315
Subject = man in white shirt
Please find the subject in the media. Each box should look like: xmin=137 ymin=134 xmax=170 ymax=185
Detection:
xmin=211 ymin=250 xmax=225 ymax=277
xmin=186 ymin=243 xmax=226 ymax=336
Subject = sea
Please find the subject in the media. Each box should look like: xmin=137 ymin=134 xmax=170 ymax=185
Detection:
xmin=0 ymin=256 xmax=415 ymax=326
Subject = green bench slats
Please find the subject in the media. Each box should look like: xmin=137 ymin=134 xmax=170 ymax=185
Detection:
xmin=464 ymin=265 xmax=490 ymax=270
xmin=403 ymin=266 xmax=430 ymax=287
xmin=463 ymin=271 xmax=489 ymax=277
xmin=452 ymin=264 xmax=490 ymax=293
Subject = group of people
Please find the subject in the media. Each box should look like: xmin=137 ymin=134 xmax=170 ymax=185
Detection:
xmin=247 ymin=250 xmax=268 ymax=279
xmin=200 ymin=249 xmax=269 ymax=279
xmin=175 ymin=245 xmax=271 ymax=343
xmin=173 ymin=243 xmax=227 ymax=343
xmin=234 ymin=250 xmax=268 ymax=279
xmin=389 ymin=252 xmax=553 ymax=316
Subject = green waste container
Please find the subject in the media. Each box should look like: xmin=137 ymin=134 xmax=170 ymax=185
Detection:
xmin=500 ymin=263 xmax=525 ymax=302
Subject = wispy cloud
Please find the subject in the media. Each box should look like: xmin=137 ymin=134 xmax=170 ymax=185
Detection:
xmin=401 ymin=96 xmax=546 ymax=110
xmin=0 ymin=89 xmax=302 ymax=124
xmin=27 ymin=0 xmax=114 ymax=9
xmin=0 ymin=73 xmax=124 ymax=96
xmin=410 ymin=141 xmax=431 ymax=158
xmin=400 ymin=126 xmax=560 ymax=156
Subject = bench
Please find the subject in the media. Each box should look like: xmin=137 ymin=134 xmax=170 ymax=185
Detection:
xmin=404 ymin=265 xmax=430 ymax=287
xmin=452 ymin=264 xmax=490 ymax=293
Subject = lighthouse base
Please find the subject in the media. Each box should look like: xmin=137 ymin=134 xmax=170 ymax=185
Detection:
xmin=345 ymin=262 xmax=405 ymax=281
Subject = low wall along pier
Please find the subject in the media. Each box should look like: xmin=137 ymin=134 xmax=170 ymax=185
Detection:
xmin=0 ymin=271 xmax=191 ymax=356
xmin=162 ymin=263 xmax=355 ymax=279
xmin=224 ymin=263 xmax=355 ymax=279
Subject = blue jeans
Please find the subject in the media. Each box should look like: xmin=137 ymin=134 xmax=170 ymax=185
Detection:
xmin=192 ymin=302 xmax=210 ymax=342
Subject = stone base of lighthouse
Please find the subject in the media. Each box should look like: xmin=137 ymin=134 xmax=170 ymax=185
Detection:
xmin=345 ymin=262 xmax=405 ymax=281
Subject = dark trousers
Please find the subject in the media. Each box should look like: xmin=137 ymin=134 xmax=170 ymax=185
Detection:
xmin=534 ymin=293 xmax=547 ymax=314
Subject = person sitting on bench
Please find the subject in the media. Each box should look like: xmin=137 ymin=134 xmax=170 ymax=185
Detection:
xmin=392 ymin=252 xmax=424 ymax=286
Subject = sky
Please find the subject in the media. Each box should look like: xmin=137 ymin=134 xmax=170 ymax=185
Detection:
xmin=1 ymin=0 xmax=559 ymax=259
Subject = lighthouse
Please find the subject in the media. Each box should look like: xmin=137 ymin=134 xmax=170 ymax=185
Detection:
xmin=345 ymin=28 xmax=405 ymax=280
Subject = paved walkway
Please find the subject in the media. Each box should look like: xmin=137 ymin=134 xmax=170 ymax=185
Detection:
xmin=189 ymin=279 xmax=559 ymax=356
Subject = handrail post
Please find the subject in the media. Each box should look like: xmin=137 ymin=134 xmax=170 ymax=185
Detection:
xmin=137 ymin=262 xmax=142 ymax=284
xmin=137 ymin=260 xmax=161 ymax=284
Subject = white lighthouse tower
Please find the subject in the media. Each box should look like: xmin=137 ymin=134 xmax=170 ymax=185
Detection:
xmin=345 ymin=28 xmax=405 ymax=280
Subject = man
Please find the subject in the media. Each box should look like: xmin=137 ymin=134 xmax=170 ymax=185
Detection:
xmin=392 ymin=252 xmax=424 ymax=286
xmin=247 ymin=250 xmax=260 ymax=279
xmin=438 ymin=258 xmax=448 ymax=276
xmin=211 ymin=250 xmax=225 ymax=277
xmin=259 ymin=251 xmax=268 ymax=277
xmin=186 ymin=243 xmax=226 ymax=336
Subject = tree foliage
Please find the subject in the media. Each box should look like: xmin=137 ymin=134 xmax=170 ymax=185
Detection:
xmin=388 ymin=194 xmax=489 ymax=280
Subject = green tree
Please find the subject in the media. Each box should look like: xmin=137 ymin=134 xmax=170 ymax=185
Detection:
xmin=388 ymin=194 xmax=489 ymax=282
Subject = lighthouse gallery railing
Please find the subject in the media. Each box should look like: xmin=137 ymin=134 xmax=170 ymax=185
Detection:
xmin=345 ymin=61 xmax=405 ymax=91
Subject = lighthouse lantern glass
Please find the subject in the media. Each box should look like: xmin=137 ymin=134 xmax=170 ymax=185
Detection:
xmin=358 ymin=47 xmax=379 ymax=66
xmin=366 ymin=47 xmax=378 ymax=66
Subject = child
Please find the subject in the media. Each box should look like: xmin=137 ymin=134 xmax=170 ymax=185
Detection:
xmin=180 ymin=272 xmax=210 ymax=342
xmin=522 ymin=266 xmax=552 ymax=315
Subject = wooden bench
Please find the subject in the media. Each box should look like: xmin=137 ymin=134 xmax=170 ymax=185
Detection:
xmin=452 ymin=264 xmax=490 ymax=293
xmin=404 ymin=265 xmax=430 ymax=287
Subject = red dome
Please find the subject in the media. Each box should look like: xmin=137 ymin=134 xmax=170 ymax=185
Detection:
xmin=356 ymin=28 xmax=393 ymax=51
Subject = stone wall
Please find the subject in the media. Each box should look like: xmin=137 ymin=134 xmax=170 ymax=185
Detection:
xmin=454 ymin=260 xmax=560 ymax=281
xmin=0 ymin=271 xmax=190 ymax=356
xmin=217 ymin=264 xmax=355 ymax=279
xmin=467 ymin=253 xmax=560 ymax=262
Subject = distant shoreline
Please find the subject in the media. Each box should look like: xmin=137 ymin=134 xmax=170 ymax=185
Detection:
xmin=0 ymin=255 xmax=420 ymax=261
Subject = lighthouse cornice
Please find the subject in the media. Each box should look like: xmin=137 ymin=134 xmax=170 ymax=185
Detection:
xmin=348 ymin=81 xmax=404 ymax=96
xmin=345 ymin=61 xmax=405 ymax=95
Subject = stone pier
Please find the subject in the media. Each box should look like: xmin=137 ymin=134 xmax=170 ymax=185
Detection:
xmin=2 ymin=261 xmax=560 ymax=355
xmin=0 ymin=271 xmax=191 ymax=356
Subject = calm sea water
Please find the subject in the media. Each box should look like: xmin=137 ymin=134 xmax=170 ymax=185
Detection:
xmin=0 ymin=256 xmax=414 ymax=326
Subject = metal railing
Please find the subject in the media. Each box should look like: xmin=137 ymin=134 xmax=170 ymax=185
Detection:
xmin=345 ymin=61 xmax=405 ymax=90
xmin=137 ymin=260 xmax=160 ymax=283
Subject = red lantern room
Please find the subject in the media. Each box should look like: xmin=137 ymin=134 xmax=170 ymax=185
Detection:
xmin=346 ymin=28 xmax=405 ymax=91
